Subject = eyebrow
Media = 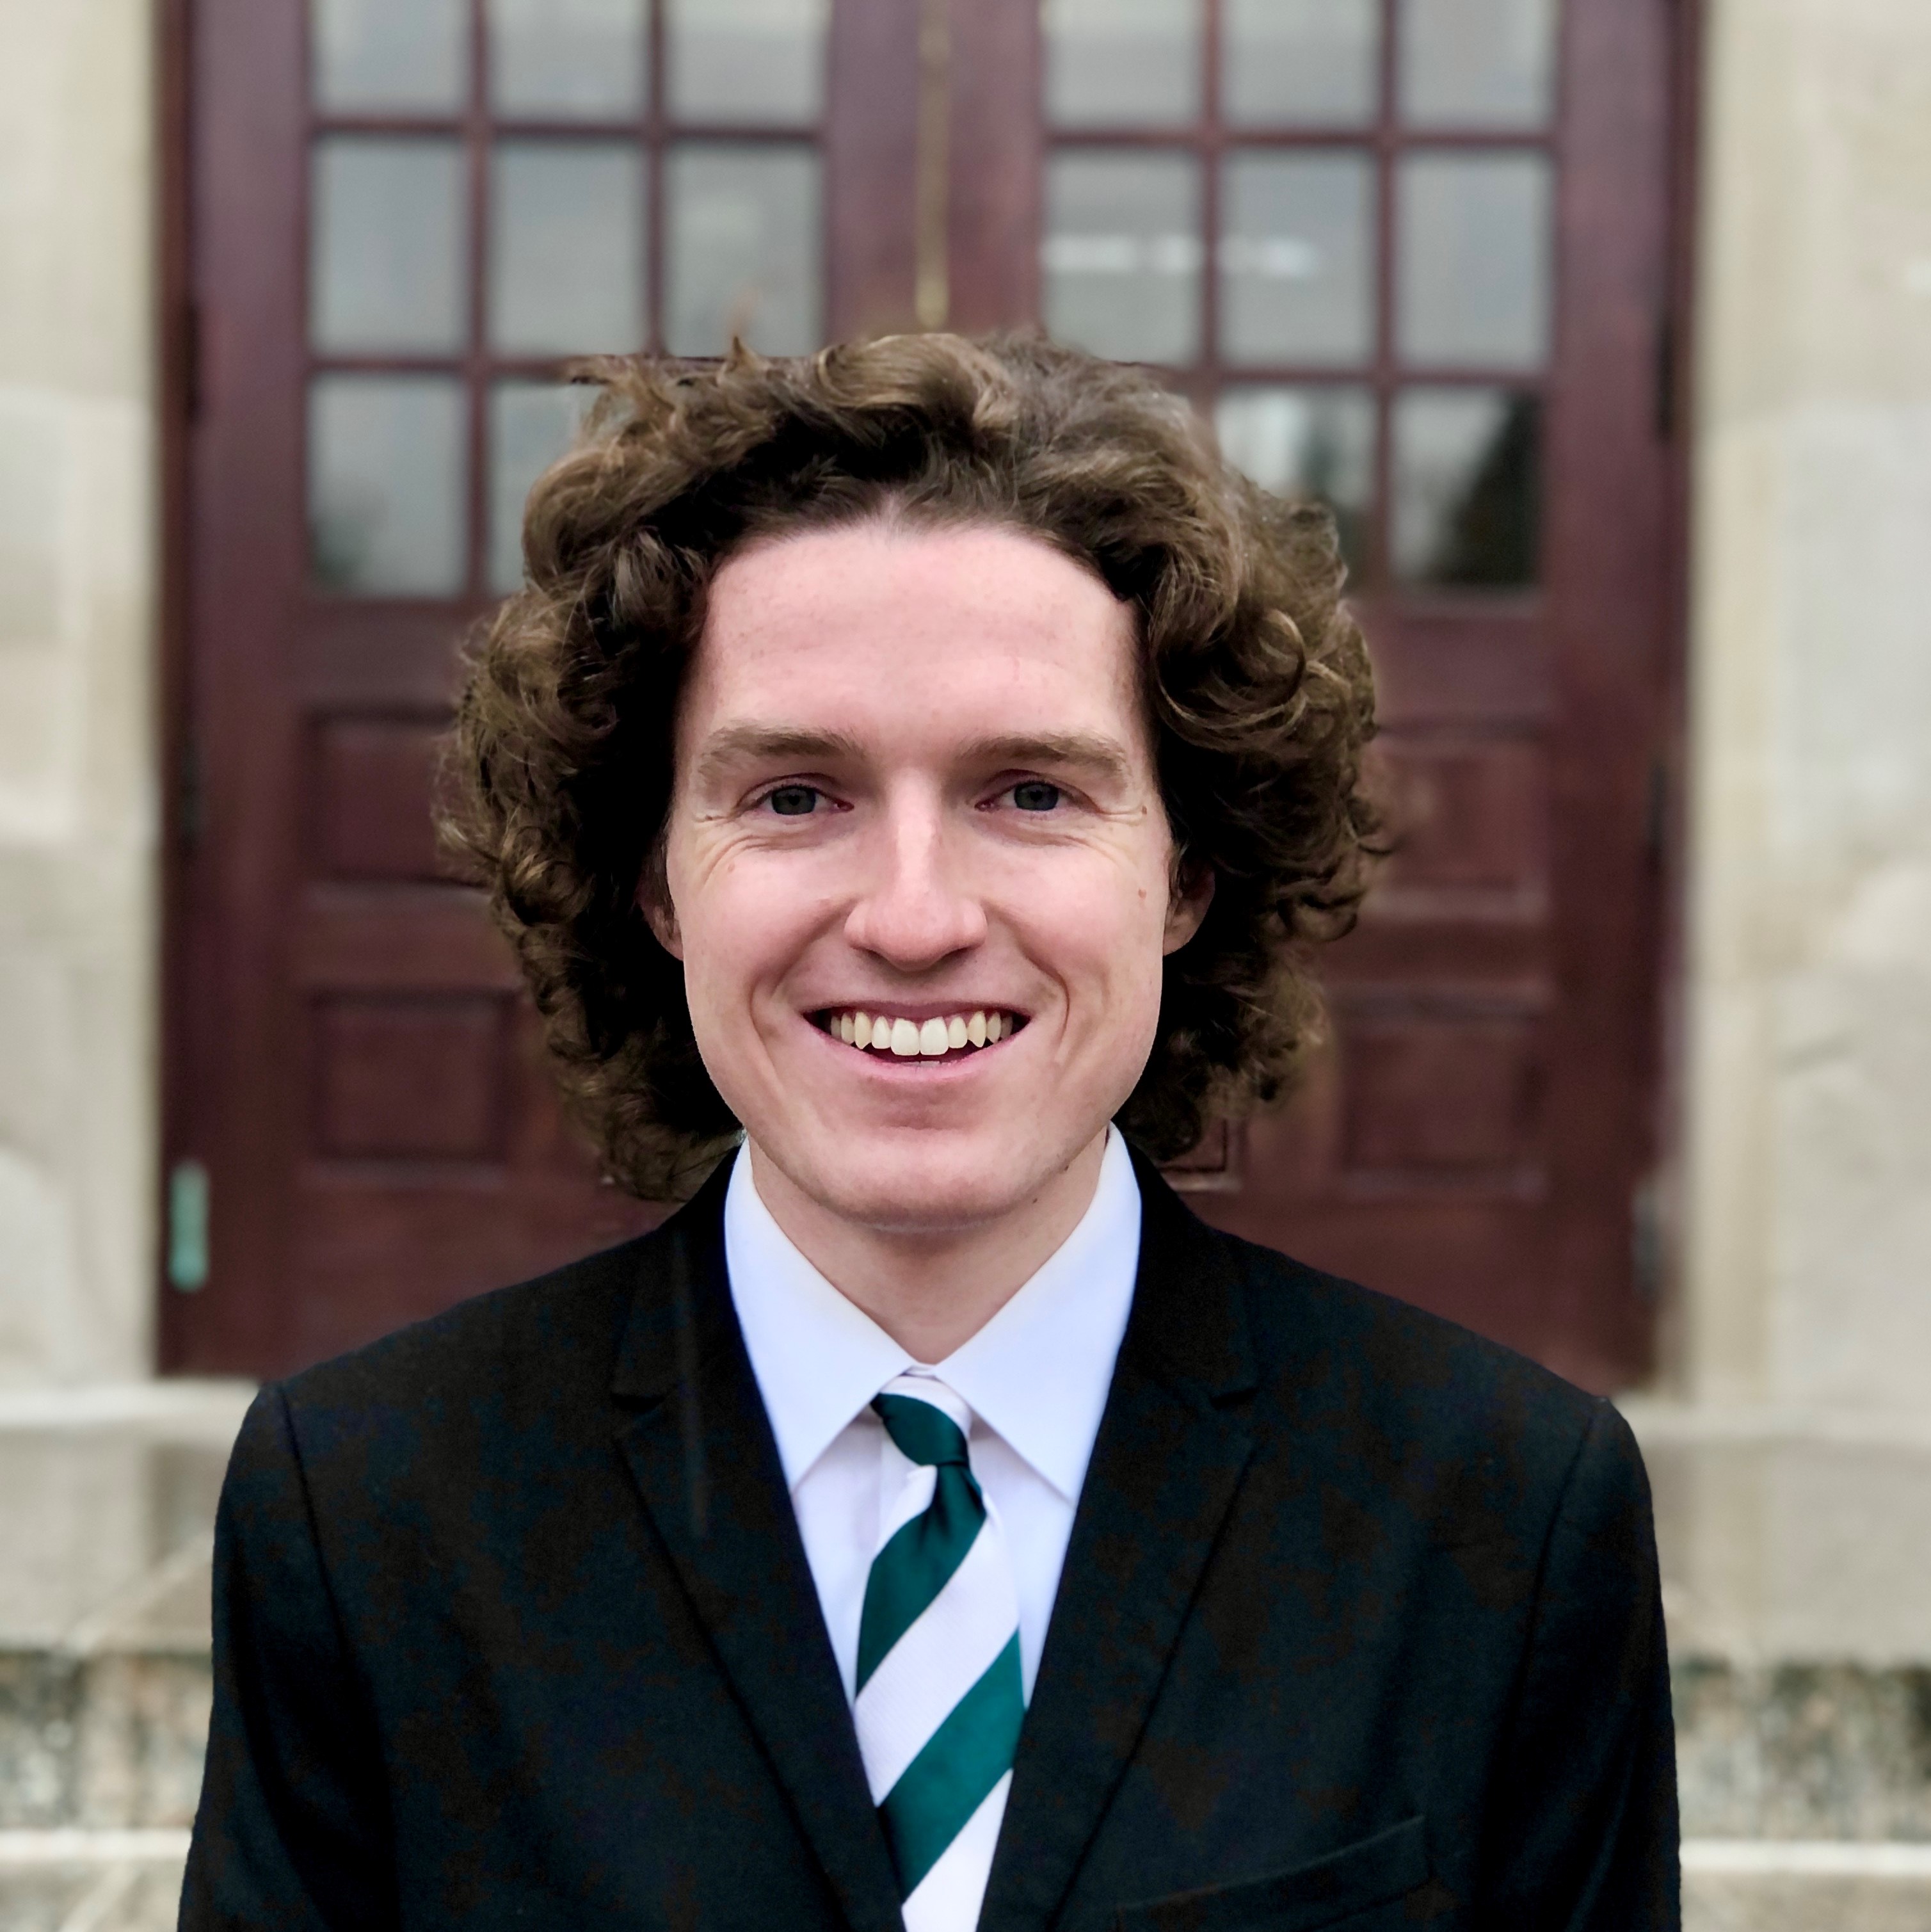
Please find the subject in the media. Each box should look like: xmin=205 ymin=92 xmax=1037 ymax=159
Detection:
xmin=956 ymin=732 xmax=1136 ymax=787
xmin=690 ymin=725 xmax=1137 ymax=791
xmin=690 ymin=727 xmax=869 ymax=792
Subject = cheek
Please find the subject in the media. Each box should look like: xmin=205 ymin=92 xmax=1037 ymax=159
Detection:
xmin=1040 ymin=857 xmax=1174 ymax=1004
xmin=670 ymin=843 xmax=822 ymax=1008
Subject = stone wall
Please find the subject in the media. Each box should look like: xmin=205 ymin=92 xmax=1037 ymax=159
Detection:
xmin=0 ymin=0 xmax=158 ymax=1385
xmin=1682 ymin=0 xmax=1931 ymax=1412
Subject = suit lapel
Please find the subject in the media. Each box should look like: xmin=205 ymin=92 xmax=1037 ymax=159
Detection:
xmin=980 ymin=1154 xmax=1259 ymax=1932
xmin=611 ymin=1160 xmax=904 ymax=1932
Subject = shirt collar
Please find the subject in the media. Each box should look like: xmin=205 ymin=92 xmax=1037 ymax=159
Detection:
xmin=725 ymin=1129 xmax=1142 ymax=1504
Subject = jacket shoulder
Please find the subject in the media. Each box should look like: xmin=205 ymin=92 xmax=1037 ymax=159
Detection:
xmin=275 ymin=1227 xmax=662 ymax=1425
xmin=1212 ymin=1221 xmax=1624 ymax=1493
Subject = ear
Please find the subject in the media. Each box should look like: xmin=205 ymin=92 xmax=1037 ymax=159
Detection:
xmin=638 ymin=854 xmax=684 ymax=961
xmin=1162 ymin=857 xmax=1214 ymax=956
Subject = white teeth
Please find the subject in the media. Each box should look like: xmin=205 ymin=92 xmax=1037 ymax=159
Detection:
xmin=828 ymin=1008 xmax=1018 ymax=1054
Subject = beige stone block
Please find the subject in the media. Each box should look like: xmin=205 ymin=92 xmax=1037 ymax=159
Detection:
xmin=1635 ymin=1416 xmax=1931 ymax=1666
xmin=0 ymin=398 xmax=63 ymax=647
xmin=1685 ymin=1861 xmax=1931 ymax=1932
xmin=0 ymin=0 xmax=154 ymax=400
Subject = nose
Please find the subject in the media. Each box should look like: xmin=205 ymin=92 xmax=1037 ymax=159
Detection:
xmin=842 ymin=792 xmax=987 ymax=972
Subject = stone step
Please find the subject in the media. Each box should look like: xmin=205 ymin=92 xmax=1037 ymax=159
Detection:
xmin=3 ymin=1840 xmax=1929 ymax=1932
xmin=1 ymin=1396 xmax=1927 ymax=1929
xmin=0 ymin=1836 xmax=188 ymax=1932
xmin=1683 ymin=1842 xmax=1931 ymax=1932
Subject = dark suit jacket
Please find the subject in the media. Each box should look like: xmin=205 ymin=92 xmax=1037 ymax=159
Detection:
xmin=182 ymin=1149 xmax=1678 ymax=1931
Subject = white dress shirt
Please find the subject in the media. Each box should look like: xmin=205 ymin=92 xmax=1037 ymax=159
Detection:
xmin=724 ymin=1127 xmax=1142 ymax=1702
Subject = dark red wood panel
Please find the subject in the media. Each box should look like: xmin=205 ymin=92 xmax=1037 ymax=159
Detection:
xmin=310 ymin=718 xmax=450 ymax=881
xmin=310 ymin=994 xmax=511 ymax=1161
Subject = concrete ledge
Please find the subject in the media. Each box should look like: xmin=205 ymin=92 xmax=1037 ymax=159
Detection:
xmin=1675 ymin=1660 xmax=1931 ymax=1839
xmin=0 ymin=1385 xmax=253 ymax=1437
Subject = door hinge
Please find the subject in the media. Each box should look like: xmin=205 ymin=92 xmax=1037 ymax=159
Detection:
xmin=167 ymin=1159 xmax=209 ymax=1292
xmin=1631 ymin=1173 xmax=1665 ymax=1306
xmin=1644 ymin=752 xmax=1669 ymax=863
xmin=177 ymin=736 xmax=204 ymax=851
xmin=178 ymin=296 xmax=204 ymax=423
xmin=1653 ymin=308 xmax=1678 ymax=440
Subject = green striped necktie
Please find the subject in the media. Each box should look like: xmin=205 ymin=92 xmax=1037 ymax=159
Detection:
xmin=854 ymin=1374 xmax=1025 ymax=1932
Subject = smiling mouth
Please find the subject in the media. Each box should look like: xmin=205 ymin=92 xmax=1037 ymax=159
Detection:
xmin=815 ymin=1008 xmax=1027 ymax=1062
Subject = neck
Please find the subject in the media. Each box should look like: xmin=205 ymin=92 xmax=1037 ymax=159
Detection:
xmin=744 ymin=1131 xmax=1110 ymax=1362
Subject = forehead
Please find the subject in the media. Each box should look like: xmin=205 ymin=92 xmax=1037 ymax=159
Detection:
xmin=682 ymin=522 xmax=1146 ymax=759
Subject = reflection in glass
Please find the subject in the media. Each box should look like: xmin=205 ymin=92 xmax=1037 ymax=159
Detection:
xmin=310 ymin=376 xmax=467 ymax=595
xmin=1397 ymin=153 xmax=1550 ymax=370
xmin=1400 ymin=0 xmax=1558 ymax=129
xmin=1220 ymin=152 xmax=1374 ymax=367
xmin=667 ymin=0 xmax=829 ymax=123
xmin=665 ymin=145 xmax=822 ymax=355
xmin=1223 ymin=0 xmax=1379 ymax=127
xmin=310 ymin=138 xmax=467 ymax=355
xmin=1044 ymin=0 xmax=1201 ymax=128
xmin=1043 ymin=152 xmax=1201 ymax=366
xmin=488 ymin=0 xmax=647 ymax=118
xmin=312 ymin=0 xmax=467 ymax=113
xmin=490 ymin=142 xmax=645 ymax=354
xmin=1216 ymin=386 xmax=1375 ymax=576
xmin=490 ymin=383 xmax=595 ymax=593
xmin=1391 ymin=387 xmax=1540 ymax=586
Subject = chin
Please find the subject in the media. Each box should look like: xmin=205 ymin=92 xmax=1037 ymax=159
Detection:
xmin=796 ymin=1130 xmax=1074 ymax=1236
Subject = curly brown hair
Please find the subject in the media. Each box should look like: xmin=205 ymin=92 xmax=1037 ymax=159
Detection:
xmin=444 ymin=332 xmax=1379 ymax=1199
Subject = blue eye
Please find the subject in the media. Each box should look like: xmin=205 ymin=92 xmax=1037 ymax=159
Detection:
xmin=765 ymin=785 xmax=819 ymax=816
xmin=1011 ymin=780 xmax=1061 ymax=812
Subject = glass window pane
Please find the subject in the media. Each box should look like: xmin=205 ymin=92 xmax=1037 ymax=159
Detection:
xmin=1397 ymin=152 xmax=1550 ymax=370
xmin=310 ymin=137 xmax=467 ymax=355
xmin=310 ymin=376 xmax=467 ymax=596
xmin=1399 ymin=0 xmax=1558 ymax=129
xmin=312 ymin=0 xmax=467 ymax=113
xmin=1224 ymin=0 xmax=1379 ymax=128
xmin=489 ymin=141 xmax=645 ymax=355
xmin=488 ymin=0 xmax=648 ymax=118
xmin=490 ymin=382 xmax=595 ymax=593
xmin=1044 ymin=0 xmax=1202 ymax=128
xmin=665 ymin=145 xmax=822 ymax=355
xmin=667 ymin=0 xmax=829 ymax=123
xmin=1043 ymin=151 xmax=1201 ymax=366
xmin=1391 ymin=387 xmax=1539 ymax=586
xmin=1220 ymin=152 xmax=1374 ymax=367
xmin=1216 ymin=385 xmax=1375 ymax=576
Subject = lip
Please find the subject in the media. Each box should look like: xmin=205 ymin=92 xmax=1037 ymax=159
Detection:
xmin=805 ymin=1003 xmax=1031 ymax=1024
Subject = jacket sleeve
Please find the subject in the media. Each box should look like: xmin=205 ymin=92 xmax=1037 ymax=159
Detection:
xmin=179 ymin=1385 xmax=398 ymax=1931
xmin=1476 ymin=1400 xmax=1681 ymax=1931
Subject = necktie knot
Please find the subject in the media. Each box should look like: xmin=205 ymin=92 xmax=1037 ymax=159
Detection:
xmin=872 ymin=1381 xmax=971 ymax=1470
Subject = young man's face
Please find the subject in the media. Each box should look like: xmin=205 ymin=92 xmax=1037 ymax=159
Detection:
xmin=655 ymin=521 xmax=1209 ymax=1239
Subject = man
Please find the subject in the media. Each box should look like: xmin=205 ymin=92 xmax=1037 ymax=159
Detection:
xmin=182 ymin=335 xmax=1678 ymax=1929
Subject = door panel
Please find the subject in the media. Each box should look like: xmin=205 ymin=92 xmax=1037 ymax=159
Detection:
xmin=952 ymin=0 xmax=1679 ymax=1389
xmin=164 ymin=0 xmax=923 ymax=1375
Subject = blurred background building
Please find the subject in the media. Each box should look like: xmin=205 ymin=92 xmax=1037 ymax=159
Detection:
xmin=0 ymin=0 xmax=1927 ymax=1925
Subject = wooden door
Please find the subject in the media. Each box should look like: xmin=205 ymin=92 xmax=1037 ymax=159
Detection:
xmin=945 ymin=0 xmax=1689 ymax=1391
xmin=163 ymin=0 xmax=927 ymax=1374
xmin=164 ymin=0 xmax=1687 ymax=1390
